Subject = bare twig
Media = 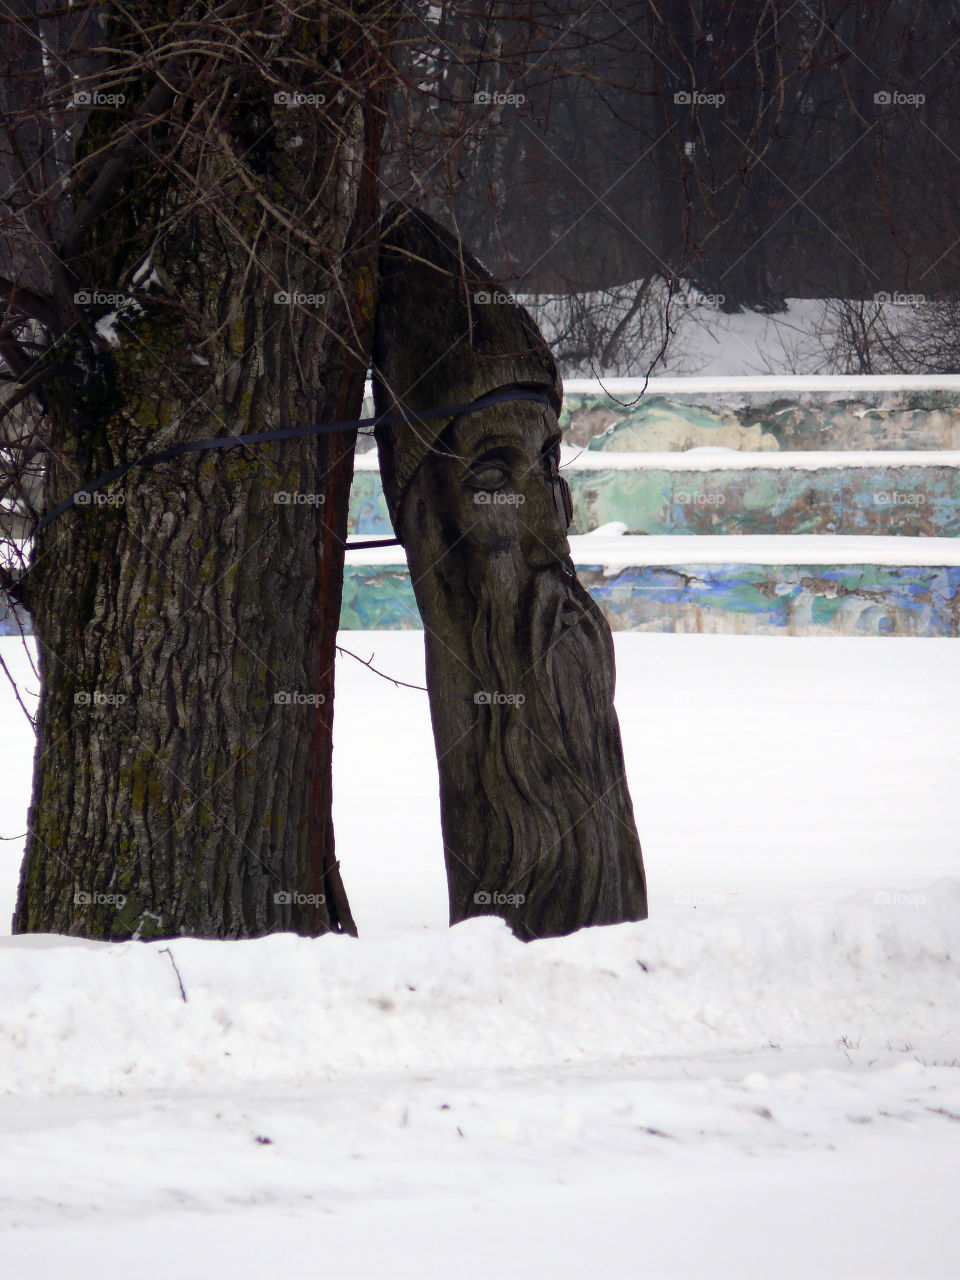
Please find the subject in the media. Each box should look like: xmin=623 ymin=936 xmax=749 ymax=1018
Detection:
xmin=158 ymin=947 xmax=188 ymax=1001
xmin=336 ymin=644 xmax=426 ymax=692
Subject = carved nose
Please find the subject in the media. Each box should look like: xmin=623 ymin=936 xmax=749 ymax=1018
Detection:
xmin=553 ymin=475 xmax=573 ymax=527
xmin=524 ymin=520 xmax=570 ymax=568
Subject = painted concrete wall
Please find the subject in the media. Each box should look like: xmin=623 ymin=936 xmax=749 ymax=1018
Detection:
xmin=348 ymin=463 xmax=960 ymax=539
xmin=5 ymin=392 xmax=958 ymax=637
xmin=568 ymin=466 xmax=960 ymax=537
xmin=577 ymin=563 xmax=960 ymax=636
xmin=338 ymin=391 xmax=960 ymax=635
xmin=570 ymin=392 xmax=960 ymax=452
xmin=339 ymin=562 xmax=960 ymax=637
xmin=349 ymin=393 xmax=960 ymax=539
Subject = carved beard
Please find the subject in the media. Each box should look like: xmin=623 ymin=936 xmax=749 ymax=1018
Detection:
xmin=437 ymin=552 xmax=648 ymax=941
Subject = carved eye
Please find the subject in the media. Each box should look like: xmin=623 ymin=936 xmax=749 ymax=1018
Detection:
xmin=466 ymin=461 xmax=509 ymax=491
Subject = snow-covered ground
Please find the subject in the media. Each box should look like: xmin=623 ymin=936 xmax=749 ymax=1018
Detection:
xmin=534 ymin=293 xmax=957 ymax=380
xmin=1 ymin=632 xmax=959 ymax=1278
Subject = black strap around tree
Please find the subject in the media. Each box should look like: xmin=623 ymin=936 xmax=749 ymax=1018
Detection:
xmin=33 ymin=387 xmax=556 ymax=547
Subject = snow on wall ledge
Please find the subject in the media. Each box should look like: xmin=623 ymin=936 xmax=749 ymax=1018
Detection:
xmin=562 ymin=375 xmax=960 ymax=395
xmin=1 ymin=883 xmax=959 ymax=1098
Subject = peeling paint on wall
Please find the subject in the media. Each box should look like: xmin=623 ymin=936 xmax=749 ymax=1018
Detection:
xmin=339 ymin=562 xmax=960 ymax=636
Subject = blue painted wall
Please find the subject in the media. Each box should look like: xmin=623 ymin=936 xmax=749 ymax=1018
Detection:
xmin=340 ymin=562 xmax=960 ymax=637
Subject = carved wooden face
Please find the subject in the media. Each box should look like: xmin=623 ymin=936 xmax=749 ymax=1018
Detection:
xmin=371 ymin=206 xmax=644 ymax=938
xmin=391 ymin=391 xmax=646 ymax=940
xmin=434 ymin=400 xmax=573 ymax=569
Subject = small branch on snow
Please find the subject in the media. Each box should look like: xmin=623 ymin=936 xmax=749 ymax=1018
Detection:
xmin=159 ymin=947 xmax=188 ymax=1002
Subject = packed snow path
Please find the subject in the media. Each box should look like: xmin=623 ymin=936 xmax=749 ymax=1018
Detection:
xmin=1 ymin=633 xmax=958 ymax=1278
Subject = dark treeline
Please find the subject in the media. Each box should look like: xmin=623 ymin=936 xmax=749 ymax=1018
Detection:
xmin=384 ymin=1 xmax=960 ymax=313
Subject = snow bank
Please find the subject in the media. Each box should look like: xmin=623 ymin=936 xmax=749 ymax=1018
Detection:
xmin=554 ymin=447 xmax=960 ymax=470
xmin=2 ymin=882 xmax=958 ymax=1097
xmin=362 ymin=373 xmax=960 ymax=401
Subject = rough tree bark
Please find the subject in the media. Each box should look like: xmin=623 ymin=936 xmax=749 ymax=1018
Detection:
xmin=12 ymin=9 xmax=387 ymax=939
xmin=372 ymin=205 xmax=647 ymax=940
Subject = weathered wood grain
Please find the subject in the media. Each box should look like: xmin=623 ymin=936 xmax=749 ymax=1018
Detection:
xmin=372 ymin=205 xmax=647 ymax=940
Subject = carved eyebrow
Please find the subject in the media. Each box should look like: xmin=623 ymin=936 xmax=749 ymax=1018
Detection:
xmin=464 ymin=434 xmax=517 ymax=455
xmin=435 ymin=420 xmax=514 ymax=458
xmin=459 ymin=423 xmax=557 ymax=457
xmin=455 ymin=437 xmax=522 ymax=468
xmin=439 ymin=414 xmax=556 ymax=469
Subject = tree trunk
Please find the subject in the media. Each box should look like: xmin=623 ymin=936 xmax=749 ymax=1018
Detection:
xmin=14 ymin=32 xmax=385 ymax=940
xmin=372 ymin=206 xmax=647 ymax=941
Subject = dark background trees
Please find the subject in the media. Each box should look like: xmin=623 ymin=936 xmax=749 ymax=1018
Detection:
xmin=383 ymin=1 xmax=960 ymax=366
